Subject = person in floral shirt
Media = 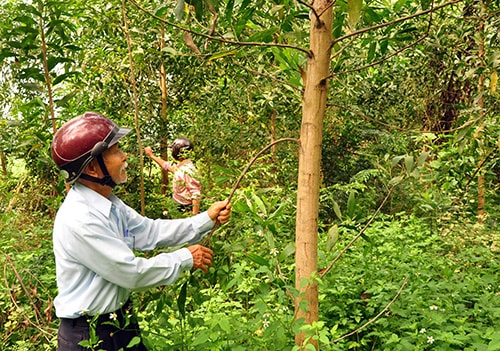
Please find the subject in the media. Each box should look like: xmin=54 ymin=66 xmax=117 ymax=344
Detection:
xmin=145 ymin=137 xmax=201 ymax=214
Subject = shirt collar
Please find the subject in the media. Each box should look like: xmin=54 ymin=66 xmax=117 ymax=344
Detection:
xmin=73 ymin=182 xmax=113 ymax=218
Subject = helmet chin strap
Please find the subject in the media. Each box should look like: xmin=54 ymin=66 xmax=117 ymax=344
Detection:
xmin=79 ymin=155 xmax=117 ymax=188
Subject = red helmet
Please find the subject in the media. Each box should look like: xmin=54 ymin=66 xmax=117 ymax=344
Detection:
xmin=51 ymin=112 xmax=131 ymax=183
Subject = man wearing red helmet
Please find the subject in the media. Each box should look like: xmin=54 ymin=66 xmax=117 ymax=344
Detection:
xmin=51 ymin=112 xmax=231 ymax=351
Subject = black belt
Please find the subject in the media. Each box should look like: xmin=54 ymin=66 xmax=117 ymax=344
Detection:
xmin=61 ymin=299 xmax=134 ymax=327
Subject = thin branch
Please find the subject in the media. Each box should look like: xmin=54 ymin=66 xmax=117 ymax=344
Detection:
xmin=38 ymin=3 xmax=56 ymax=133
xmin=330 ymin=34 xmax=428 ymax=78
xmin=231 ymin=58 xmax=302 ymax=93
xmin=127 ymin=0 xmax=312 ymax=57
xmin=3 ymin=253 xmax=43 ymax=324
xmin=330 ymin=0 xmax=463 ymax=48
xmin=319 ymin=186 xmax=395 ymax=279
xmin=462 ymin=148 xmax=497 ymax=191
xmin=330 ymin=0 xmax=436 ymax=78
xmin=297 ymin=0 xmax=321 ymax=22
xmin=327 ymin=103 xmax=419 ymax=132
xmin=331 ymin=36 xmax=356 ymax=60
xmin=202 ymin=138 xmax=300 ymax=245
xmin=333 ymin=276 xmax=409 ymax=343
xmin=122 ymin=0 xmax=146 ymax=215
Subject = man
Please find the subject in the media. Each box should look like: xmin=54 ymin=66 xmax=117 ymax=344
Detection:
xmin=51 ymin=112 xmax=231 ymax=350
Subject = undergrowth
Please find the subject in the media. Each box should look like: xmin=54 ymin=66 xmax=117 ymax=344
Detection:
xmin=0 ymin=184 xmax=498 ymax=350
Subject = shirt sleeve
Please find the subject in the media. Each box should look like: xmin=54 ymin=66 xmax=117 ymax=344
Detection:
xmin=60 ymin=213 xmax=206 ymax=291
xmin=162 ymin=161 xmax=175 ymax=173
xmin=118 ymin=200 xmax=213 ymax=250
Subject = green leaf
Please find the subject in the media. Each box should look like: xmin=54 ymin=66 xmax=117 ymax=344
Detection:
xmin=279 ymin=242 xmax=295 ymax=261
xmin=326 ymin=224 xmax=339 ymax=251
xmin=416 ymin=151 xmax=429 ymax=167
xmin=332 ymin=200 xmax=342 ymax=220
xmin=177 ymin=280 xmax=188 ymax=320
xmin=47 ymin=56 xmax=74 ymax=71
xmin=208 ymin=50 xmax=238 ymax=62
xmin=174 ymin=0 xmax=185 ymax=21
xmin=360 ymin=233 xmax=372 ymax=244
xmin=247 ymin=253 xmax=269 ymax=266
xmin=52 ymin=71 xmax=80 ymax=86
xmin=126 ymin=336 xmax=141 ymax=348
xmin=389 ymin=175 xmax=404 ymax=186
xmin=391 ymin=155 xmax=405 ymax=168
xmin=404 ymin=155 xmax=414 ymax=172
xmin=347 ymin=191 xmax=356 ymax=218
xmin=155 ymin=5 xmax=170 ymax=18
xmin=251 ymin=192 xmax=267 ymax=215
xmin=347 ymin=0 xmax=363 ymax=29
xmin=246 ymin=27 xmax=279 ymax=43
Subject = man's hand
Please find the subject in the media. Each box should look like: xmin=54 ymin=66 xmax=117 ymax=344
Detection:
xmin=187 ymin=245 xmax=213 ymax=273
xmin=207 ymin=200 xmax=231 ymax=224
xmin=144 ymin=146 xmax=153 ymax=157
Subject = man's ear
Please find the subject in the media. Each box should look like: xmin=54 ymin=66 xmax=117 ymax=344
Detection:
xmin=83 ymin=158 xmax=100 ymax=177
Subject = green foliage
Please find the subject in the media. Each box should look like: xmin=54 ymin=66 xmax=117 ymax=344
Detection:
xmin=0 ymin=0 xmax=499 ymax=349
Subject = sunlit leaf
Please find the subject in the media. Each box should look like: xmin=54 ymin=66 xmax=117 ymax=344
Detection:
xmin=347 ymin=0 xmax=363 ymax=29
xmin=326 ymin=224 xmax=339 ymax=251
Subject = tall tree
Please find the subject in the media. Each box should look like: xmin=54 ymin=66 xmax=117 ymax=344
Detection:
xmin=294 ymin=1 xmax=332 ymax=347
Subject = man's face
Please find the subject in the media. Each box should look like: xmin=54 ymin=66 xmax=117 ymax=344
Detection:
xmin=102 ymin=143 xmax=128 ymax=184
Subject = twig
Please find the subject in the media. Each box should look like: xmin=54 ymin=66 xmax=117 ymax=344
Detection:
xmin=330 ymin=0 xmax=463 ymax=49
xmin=37 ymin=3 xmax=57 ymax=133
xmin=127 ymin=0 xmax=312 ymax=57
xmin=2 ymin=253 xmax=56 ymax=340
xmin=333 ymin=276 xmax=409 ymax=343
xmin=122 ymin=0 xmax=146 ymax=215
xmin=319 ymin=186 xmax=395 ymax=279
xmin=329 ymin=34 xmax=428 ymax=78
xmin=201 ymin=138 xmax=299 ymax=245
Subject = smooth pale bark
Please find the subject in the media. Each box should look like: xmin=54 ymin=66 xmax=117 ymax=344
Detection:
xmin=294 ymin=1 xmax=333 ymax=349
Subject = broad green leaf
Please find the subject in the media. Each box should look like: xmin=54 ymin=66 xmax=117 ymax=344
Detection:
xmin=161 ymin=46 xmax=180 ymax=55
xmin=52 ymin=72 xmax=80 ymax=86
xmin=126 ymin=336 xmax=141 ymax=348
xmin=347 ymin=0 xmax=363 ymax=29
xmin=246 ymin=27 xmax=279 ymax=43
xmin=279 ymin=243 xmax=295 ymax=261
xmin=332 ymin=200 xmax=342 ymax=220
xmin=155 ymin=5 xmax=170 ymax=18
xmin=391 ymin=155 xmax=405 ymax=168
xmin=326 ymin=224 xmax=339 ymax=251
xmin=416 ymin=151 xmax=429 ymax=167
xmin=225 ymin=0 xmax=234 ymax=22
xmin=247 ymin=253 xmax=269 ymax=266
xmin=404 ymin=155 xmax=414 ymax=172
xmin=174 ymin=0 xmax=185 ymax=21
xmin=218 ymin=318 xmax=231 ymax=333
xmin=251 ymin=192 xmax=267 ymax=215
xmin=389 ymin=175 xmax=404 ymax=186
xmin=367 ymin=41 xmax=376 ymax=61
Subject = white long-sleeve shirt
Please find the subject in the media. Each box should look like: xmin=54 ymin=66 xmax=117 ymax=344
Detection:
xmin=53 ymin=182 xmax=214 ymax=318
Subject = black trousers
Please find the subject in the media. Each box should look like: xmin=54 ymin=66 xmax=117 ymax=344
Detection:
xmin=57 ymin=300 xmax=147 ymax=351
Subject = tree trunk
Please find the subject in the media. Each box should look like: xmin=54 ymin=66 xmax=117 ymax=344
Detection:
xmin=159 ymin=23 xmax=170 ymax=196
xmin=476 ymin=0 xmax=487 ymax=224
xmin=294 ymin=1 xmax=333 ymax=349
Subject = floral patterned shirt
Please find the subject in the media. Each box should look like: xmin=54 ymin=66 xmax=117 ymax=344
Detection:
xmin=162 ymin=160 xmax=201 ymax=205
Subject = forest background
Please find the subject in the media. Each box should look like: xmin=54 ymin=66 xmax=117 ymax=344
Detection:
xmin=0 ymin=0 xmax=499 ymax=350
